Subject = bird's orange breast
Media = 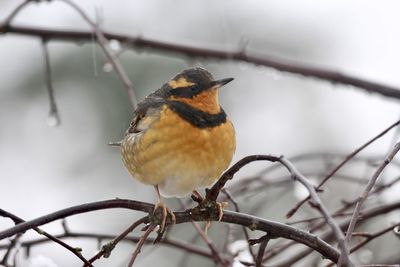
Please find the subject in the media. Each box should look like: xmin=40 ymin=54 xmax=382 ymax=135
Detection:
xmin=121 ymin=105 xmax=236 ymax=197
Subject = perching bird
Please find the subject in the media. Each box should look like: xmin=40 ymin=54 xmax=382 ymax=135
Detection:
xmin=120 ymin=67 xmax=236 ymax=230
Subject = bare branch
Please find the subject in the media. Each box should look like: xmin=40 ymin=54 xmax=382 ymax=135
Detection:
xmin=0 ymin=208 xmax=93 ymax=267
xmin=271 ymin=200 xmax=400 ymax=266
xmin=58 ymin=0 xmax=138 ymax=109
xmin=279 ymin=157 xmax=352 ymax=267
xmin=206 ymin=154 xmax=351 ymax=266
xmin=127 ymin=224 xmax=156 ymax=267
xmin=190 ymin=220 xmax=228 ymax=266
xmin=343 ymin=143 xmax=400 ymax=252
xmin=287 ymin=119 xmax=400 ymax=218
xmin=0 ymin=199 xmax=341 ymax=263
xmin=255 ymin=235 xmax=270 ymax=267
xmin=0 ymin=234 xmax=21 ymax=266
xmin=178 ymin=199 xmax=228 ymax=266
xmin=222 ymin=189 xmax=256 ymax=262
xmin=2 ymin=0 xmax=31 ymax=25
xmin=85 ymin=216 xmax=148 ymax=266
xmin=351 ymin=222 xmax=400 ymax=254
xmin=1 ymin=24 xmax=400 ymax=101
xmin=0 ymin=232 xmax=222 ymax=261
xmin=206 ymin=155 xmax=280 ymax=201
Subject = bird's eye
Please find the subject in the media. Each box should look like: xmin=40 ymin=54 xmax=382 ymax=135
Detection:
xmin=188 ymin=84 xmax=199 ymax=93
xmin=169 ymin=84 xmax=201 ymax=98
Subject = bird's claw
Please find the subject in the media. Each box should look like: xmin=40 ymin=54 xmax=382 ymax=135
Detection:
xmin=152 ymin=202 xmax=176 ymax=234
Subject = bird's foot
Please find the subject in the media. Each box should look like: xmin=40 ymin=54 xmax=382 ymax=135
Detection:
xmin=151 ymin=202 xmax=176 ymax=234
xmin=192 ymin=197 xmax=228 ymax=235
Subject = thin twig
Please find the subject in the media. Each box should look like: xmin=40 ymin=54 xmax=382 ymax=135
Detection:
xmin=0 ymin=234 xmax=21 ymax=265
xmin=342 ymin=143 xmax=400 ymax=260
xmin=287 ymin=211 xmax=354 ymax=225
xmin=2 ymin=0 xmax=31 ymax=25
xmin=222 ymin=189 xmax=256 ymax=262
xmin=270 ymin=200 xmax=400 ymax=266
xmin=278 ymin=157 xmax=352 ymax=267
xmin=0 ymin=231 xmax=223 ymax=261
xmin=206 ymin=154 xmax=351 ymax=266
xmin=0 ymin=208 xmax=93 ymax=267
xmin=287 ymin=119 xmax=400 ymax=218
xmin=358 ymin=265 xmax=400 ymax=267
xmin=190 ymin=220 xmax=228 ymax=266
xmin=326 ymin=223 xmax=400 ymax=267
xmin=58 ymin=0 xmax=138 ymax=108
xmin=178 ymin=199 xmax=228 ymax=266
xmin=85 ymin=216 xmax=148 ymax=266
xmin=127 ymin=224 xmax=156 ymax=267
xmin=351 ymin=222 xmax=400 ymax=253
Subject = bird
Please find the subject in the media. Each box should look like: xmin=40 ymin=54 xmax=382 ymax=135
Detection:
xmin=120 ymin=67 xmax=236 ymax=231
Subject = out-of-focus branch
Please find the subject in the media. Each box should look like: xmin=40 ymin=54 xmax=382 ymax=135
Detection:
xmin=278 ymin=157 xmax=351 ymax=266
xmin=0 ymin=208 xmax=93 ymax=267
xmin=178 ymin=199 xmax=228 ymax=266
xmin=222 ymin=189 xmax=256 ymax=262
xmin=85 ymin=216 xmax=148 ymax=266
xmin=343 ymin=143 xmax=400 ymax=249
xmin=2 ymin=0 xmax=30 ymax=25
xmin=0 ymin=198 xmax=341 ymax=263
xmin=326 ymin=223 xmax=400 ymax=267
xmin=0 ymin=0 xmax=138 ymax=109
xmin=1 ymin=24 xmax=400 ymax=101
xmin=0 ymin=232 xmax=221 ymax=261
xmin=271 ymin=200 xmax=400 ymax=266
xmin=287 ymin=119 xmax=400 ymax=219
xmin=58 ymin=0 xmax=138 ymax=108
xmin=351 ymin=223 xmax=400 ymax=257
xmin=205 ymin=154 xmax=351 ymax=266
xmin=127 ymin=224 xmax=156 ymax=267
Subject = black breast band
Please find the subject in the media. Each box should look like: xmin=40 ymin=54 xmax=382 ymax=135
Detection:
xmin=167 ymin=100 xmax=227 ymax=128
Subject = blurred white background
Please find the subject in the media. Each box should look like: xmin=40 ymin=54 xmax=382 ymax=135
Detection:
xmin=1 ymin=0 xmax=399 ymax=266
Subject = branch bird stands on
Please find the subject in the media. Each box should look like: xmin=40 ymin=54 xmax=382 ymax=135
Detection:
xmin=119 ymin=68 xmax=236 ymax=233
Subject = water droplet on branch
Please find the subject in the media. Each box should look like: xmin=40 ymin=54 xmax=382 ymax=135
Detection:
xmin=394 ymin=225 xmax=400 ymax=237
xmin=47 ymin=111 xmax=60 ymax=127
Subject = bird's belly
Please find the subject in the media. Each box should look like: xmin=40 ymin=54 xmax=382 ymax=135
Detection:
xmin=121 ymin=107 xmax=236 ymax=197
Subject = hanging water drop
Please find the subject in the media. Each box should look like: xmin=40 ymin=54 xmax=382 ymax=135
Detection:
xmin=394 ymin=225 xmax=400 ymax=237
xmin=47 ymin=111 xmax=60 ymax=127
xmin=109 ymin=39 xmax=121 ymax=52
xmin=103 ymin=62 xmax=113 ymax=72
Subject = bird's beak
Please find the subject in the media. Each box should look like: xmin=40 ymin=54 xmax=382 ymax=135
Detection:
xmin=211 ymin=77 xmax=234 ymax=87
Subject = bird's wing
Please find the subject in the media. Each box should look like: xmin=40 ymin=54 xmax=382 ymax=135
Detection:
xmin=126 ymin=94 xmax=165 ymax=135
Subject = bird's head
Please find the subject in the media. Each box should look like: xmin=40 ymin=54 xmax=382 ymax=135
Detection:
xmin=164 ymin=68 xmax=233 ymax=114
